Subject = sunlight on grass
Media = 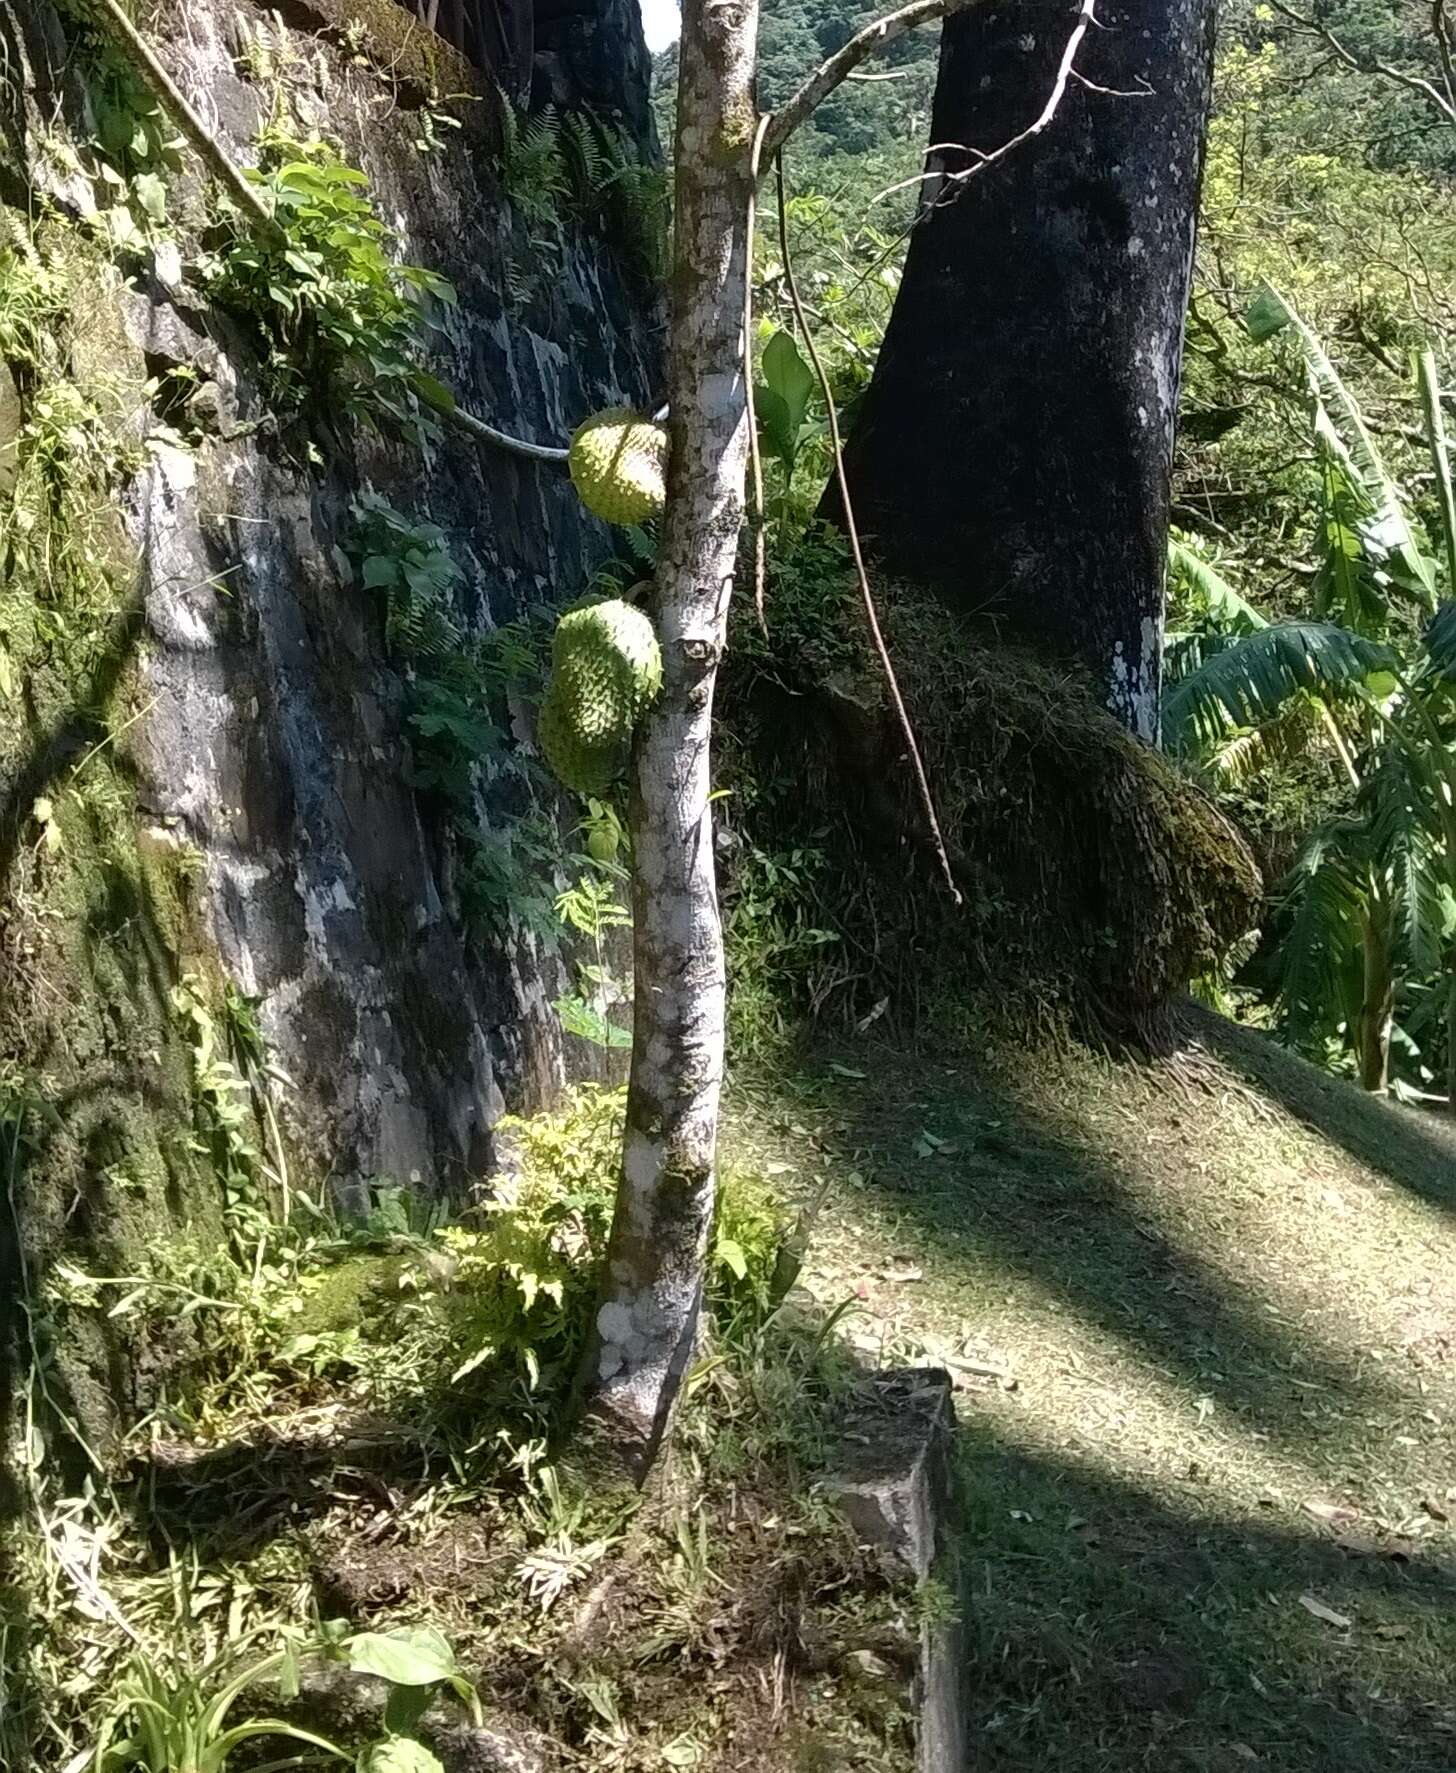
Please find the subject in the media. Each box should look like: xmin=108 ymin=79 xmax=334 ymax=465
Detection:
xmin=728 ymin=1020 xmax=1456 ymax=1770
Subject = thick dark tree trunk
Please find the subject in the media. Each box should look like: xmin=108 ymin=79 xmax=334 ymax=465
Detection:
xmin=834 ymin=0 xmax=1217 ymax=741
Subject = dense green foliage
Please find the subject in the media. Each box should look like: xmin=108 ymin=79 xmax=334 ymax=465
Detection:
xmin=667 ymin=0 xmax=1456 ymax=1096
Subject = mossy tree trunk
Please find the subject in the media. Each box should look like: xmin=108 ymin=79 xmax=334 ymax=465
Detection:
xmin=583 ymin=0 xmax=759 ymax=1472
xmin=834 ymin=0 xmax=1218 ymax=741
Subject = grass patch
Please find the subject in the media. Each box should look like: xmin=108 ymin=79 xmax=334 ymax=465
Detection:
xmin=727 ymin=1007 xmax=1456 ymax=1770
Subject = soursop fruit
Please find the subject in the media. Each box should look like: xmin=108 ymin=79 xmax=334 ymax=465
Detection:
xmin=538 ymin=597 xmax=662 ymax=794
xmin=568 ymin=408 xmax=668 ymax=525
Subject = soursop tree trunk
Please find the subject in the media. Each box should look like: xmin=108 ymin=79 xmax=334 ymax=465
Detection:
xmin=583 ymin=0 xmax=759 ymax=1471
xmin=834 ymin=0 xmax=1218 ymax=740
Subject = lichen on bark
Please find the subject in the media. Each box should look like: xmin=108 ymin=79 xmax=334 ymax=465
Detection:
xmin=582 ymin=0 xmax=760 ymax=1472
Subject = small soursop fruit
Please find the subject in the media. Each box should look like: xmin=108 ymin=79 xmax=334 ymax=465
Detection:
xmin=568 ymin=408 xmax=667 ymax=525
xmin=538 ymin=598 xmax=662 ymax=795
xmin=586 ymin=822 xmax=620 ymax=864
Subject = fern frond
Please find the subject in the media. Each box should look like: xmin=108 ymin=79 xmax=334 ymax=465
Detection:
xmin=562 ymin=111 xmax=604 ymax=201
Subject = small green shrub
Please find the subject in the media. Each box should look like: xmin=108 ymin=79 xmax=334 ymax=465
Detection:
xmin=89 ymin=1623 xmax=479 ymax=1773
xmin=723 ymin=840 xmax=842 ymax=1059
xmin=349 ymin=492 xmax=465 ymax=661
xmin=201 ymin=130 xmax=455 ymax=438
xmin=343 ymin=1086 xmax=785 ymax=1429
xmin=710 ymin=1164 xmax=786 ymax=1342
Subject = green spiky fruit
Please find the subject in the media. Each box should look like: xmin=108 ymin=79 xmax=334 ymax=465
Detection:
xmin=586 ymin=823 xmax=620 ymax=864
xmin=568 ymin=408 xmax=668 ymax=526
xmin=538 ymin=598 xmax=662 ymax=795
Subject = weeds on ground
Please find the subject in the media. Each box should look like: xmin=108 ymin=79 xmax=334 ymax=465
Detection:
xmin=7 ymin=1085 xmax=921 ymax=1772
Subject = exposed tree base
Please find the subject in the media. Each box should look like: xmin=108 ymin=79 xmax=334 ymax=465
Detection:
xmin=722 ymin=566 xmax=1260 ymax=1048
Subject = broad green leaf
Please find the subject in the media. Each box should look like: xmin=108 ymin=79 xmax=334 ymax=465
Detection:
xmin=1164 ymin=621 xmax=1395 ymax=751
xmin=1275 ymin=825 xmax=1367 ymax=1041
xmin=554 ymin=995 xmax=632 ymax=1048
xmin=357 ymin=1738 xmax=444 ymax=1773
xmin=1312 ymin=418 xmax=1386 ymax=632
xmin=132 ymin=173 xmax=167 ymax=225
xmin=754 ymin=385 xmax=797 ymax=467
xmin=716 ymin=1237 xmax=748 ymax=1281
xmin=382 ymin=1686 xmax=434 ymax=1736
xmin=1167 ymin=539 xmax=1267 ymax=632
xmin=1250 ymin=284 xmax=1435 ymax=607
xmin=763 ymin=329 xmax=814 ymax=411
xmin=1369 ymin=750 xmax=1445 ymax=977
xmin=362 ymin=555 xmax=401 ymax=589
xmin=411 ymin=371 xmax=456 ymax=414
xmin=450 ymin=1341 xmax=496 ymax=1382
xmin=104 ymin=205 xmax=142 ymax=250
xmin=345 ymin=1627 xmax=458 ymax=1686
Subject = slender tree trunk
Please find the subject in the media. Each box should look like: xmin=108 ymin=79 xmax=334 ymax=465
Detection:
xmin=833 ymin=0 xmax=1218 ymax=740
xmin=1357 ymin=906 xmax=1393 ymax=1093
xmin=583 ymin=0 xmax=758 ymax=1473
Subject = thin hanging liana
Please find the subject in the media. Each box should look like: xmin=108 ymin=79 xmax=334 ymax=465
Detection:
xmin=773 ymin=155 xmax=963 ymax=904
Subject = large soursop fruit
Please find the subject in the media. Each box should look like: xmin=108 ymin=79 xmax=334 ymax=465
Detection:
xmin=538 ymin=597 xmax=663 ymax=794
xmin=568 ymin=408 xmax=668 ymax=526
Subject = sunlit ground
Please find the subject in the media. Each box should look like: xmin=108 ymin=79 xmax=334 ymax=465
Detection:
xmin=730 ymin=1005 xmax=1456 ymax=1770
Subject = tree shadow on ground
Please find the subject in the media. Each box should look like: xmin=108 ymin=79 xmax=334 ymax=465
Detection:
xmin=952 ymin=1422 xmax=1456 ymax=1772
xmin=772 ymin=1057 xmax=1420 ymax=1472
xmin=745 ymin=1027 xmax=1456 ymax=1770
xmin=1184 ymin=1003 xmax=1456 ymax=1218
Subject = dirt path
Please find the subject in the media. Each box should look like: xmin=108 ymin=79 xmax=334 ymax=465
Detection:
xmin=728 ymin=1008 xmax=1456 ymax=1771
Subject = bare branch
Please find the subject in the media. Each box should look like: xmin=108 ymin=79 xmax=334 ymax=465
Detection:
xmin=1432 ymin=0 xmax=1456 ymax=113
xmin=932 ymin=0 xmax=1100 ymax=203
xmin=761 ymin=0 xmax=985 ymax=167
xmin=774 ymin=156 xmax=962 ymax=904
xmin=1268 ymin=0 xmax=1456 ymax=124
xmin=868 ymin=0 xmax=1099 ymax=208
xmin=418 ymin=385 xmax=569 ymax=460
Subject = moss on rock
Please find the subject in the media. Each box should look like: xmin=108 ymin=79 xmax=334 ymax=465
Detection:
xmin=294 ymin=0 xmax=484 ymax=113
xmin=0 ymin=210 xmax=229 ymax=1465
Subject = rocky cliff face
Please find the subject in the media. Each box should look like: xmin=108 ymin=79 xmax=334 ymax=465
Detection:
xmin=5 ymin=0 xmax=658 ymax=1194
xmin=0 ymin=0 xmax=659 ymax=1453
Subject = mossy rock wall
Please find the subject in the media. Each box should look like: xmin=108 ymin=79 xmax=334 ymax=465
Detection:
xmin=0 ymin=0 xmax=660 ymax=1457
